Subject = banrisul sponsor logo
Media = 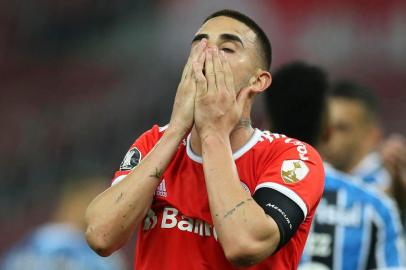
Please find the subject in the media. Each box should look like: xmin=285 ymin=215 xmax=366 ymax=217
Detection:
xmin=143 ymin=207 xmax=218 ymax=240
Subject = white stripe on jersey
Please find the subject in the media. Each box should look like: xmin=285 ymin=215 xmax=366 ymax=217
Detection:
xmin=111 ymin=175 xmax=127 ymax=186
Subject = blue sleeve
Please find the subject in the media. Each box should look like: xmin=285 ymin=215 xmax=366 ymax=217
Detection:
xmin=371 ymin=196 xmax=405 ymax=268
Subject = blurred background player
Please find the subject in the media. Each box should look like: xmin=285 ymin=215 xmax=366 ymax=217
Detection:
xmin=323 ymin=81 xmax=390 ymax=190
xmin=264 ymin=61 xmax=405 ymax=270
xmin=0 ymin=176 xmax=126 ymax=270
xmin=324 ymin=81 xmax=406 ymax=226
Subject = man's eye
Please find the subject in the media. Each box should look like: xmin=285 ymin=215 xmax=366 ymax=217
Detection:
xmin=221 ymin=48 xmax=234 ymax=53
xmin=335 ymin=123 xmax=352 ymax=133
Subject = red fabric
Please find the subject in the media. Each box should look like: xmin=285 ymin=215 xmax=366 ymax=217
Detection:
xmin=112 ymin=125 xmax=324 ymax=270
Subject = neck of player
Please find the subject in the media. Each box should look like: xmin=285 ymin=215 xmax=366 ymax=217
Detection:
xmin=190 ymin=118 xmax=255 ymax=157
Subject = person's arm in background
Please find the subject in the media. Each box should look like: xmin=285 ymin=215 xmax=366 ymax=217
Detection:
xmin=380 ymin=134 xmax=406 ymax=212
xmin=85 ymin=39 xmax=207 ymax=256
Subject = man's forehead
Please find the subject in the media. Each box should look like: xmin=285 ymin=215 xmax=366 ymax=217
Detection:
xmin=195 ymin=16 xmax=257 ymax=45
xmin=330 ymin=98 xmax=366 ymax=119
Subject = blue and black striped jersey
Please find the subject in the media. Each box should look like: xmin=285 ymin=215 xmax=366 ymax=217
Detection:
xmin=300 ymin=164 xmax=405 ymax=270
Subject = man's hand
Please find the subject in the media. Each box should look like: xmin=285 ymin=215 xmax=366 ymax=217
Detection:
xmin=193 ymin=46 xmax=250 ymax=139
xmin=380 ymin=134 xmax=406 ymax=190
xmin=193 ymin=47 xmax=280 ymax=266
xmin=169 ymin=39 xmax=207 ymax=134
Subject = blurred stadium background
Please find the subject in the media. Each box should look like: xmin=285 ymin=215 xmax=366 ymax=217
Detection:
xmin=1 ymin=0 xmax=405 ymax=267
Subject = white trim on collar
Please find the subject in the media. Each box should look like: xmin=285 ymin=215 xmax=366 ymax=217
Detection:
xmin=186 ymin=129 xmax=263 ymax=164
xmin=351 ymin=152 xmax=381 ymax=177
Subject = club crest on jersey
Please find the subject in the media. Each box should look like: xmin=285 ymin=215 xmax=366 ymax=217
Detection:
xmin=281 ymin=160 xmax=309 ymax=184
xmin=120 ymin=147 xmax=142 ymax=171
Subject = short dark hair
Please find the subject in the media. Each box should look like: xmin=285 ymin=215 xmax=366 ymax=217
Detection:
xmin=329 ymin=80 xmax=379 ymax=121
xmin=204 ymin=9 xmax=272 ymax=70
xmin=264 ymin=61 xmax=328 ymax=146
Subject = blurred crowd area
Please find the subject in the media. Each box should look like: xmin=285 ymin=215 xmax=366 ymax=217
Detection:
xmin=0 ymin=0 xmax=405 ymax=268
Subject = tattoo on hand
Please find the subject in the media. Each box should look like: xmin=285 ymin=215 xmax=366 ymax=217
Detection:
xmin=221 ymin=198 xmax=253 ymax=220
xmin=150 ymin=168 xmax=164 ymax=179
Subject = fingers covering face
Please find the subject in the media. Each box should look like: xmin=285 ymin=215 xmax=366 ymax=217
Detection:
xmin=192 ymin=46 xmax=235 ymax=96
xmin=193 ymin=52 xmax=207 ymax=96
xmin=182 ymin=39 xmax=207 ymax=81
xmin=205 ymin=48 xmax=216 ymax=92
xmin=220 ymin=51 xmax=234 ymax=92
xmin=212 ymin=47 xmax=226 ymax=91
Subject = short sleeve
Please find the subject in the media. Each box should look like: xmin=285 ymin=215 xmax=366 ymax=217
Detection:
xmin=111 ymin=124 xmax=165 ymax=186
xmin=255 ymin=139 xmax=325 ymax=220
xmin=368 ymin=195 xmax=406 ymax=268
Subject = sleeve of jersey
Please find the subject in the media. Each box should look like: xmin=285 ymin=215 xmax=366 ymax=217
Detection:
xmin=369 ymin=196 xmax=406 ymax=268
xmin=253 ymin=142 xmax=325 ymax=249
xmin=111 ymin=125 xmax=164 ymax=186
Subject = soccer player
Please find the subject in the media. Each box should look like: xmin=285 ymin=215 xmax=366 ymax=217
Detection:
xmin=264 ymin=62 xmax=405 ymax=270
xmin=85 ymin=10 xmax=325 ymax=269
xmin=324 ymin=81 xmax=406 ymax=227
xmin=323 ymin=81 xmax=390 ymax=191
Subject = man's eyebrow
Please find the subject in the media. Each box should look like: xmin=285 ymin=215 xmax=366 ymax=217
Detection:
xmin=220 ymin=33 xmax=244 ymax=47
xmin=192 ymin=34 xmax=209 ymax=43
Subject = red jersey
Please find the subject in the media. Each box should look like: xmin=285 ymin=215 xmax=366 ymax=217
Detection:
xmin=112 ymin=125 xmax=324 ymax=270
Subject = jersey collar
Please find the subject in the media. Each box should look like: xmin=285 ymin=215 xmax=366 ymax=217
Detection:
xmin=186 ymin=129 xmax=262 ymax=163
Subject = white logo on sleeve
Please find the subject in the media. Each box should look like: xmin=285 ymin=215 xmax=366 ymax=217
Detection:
xmin=120 ymin=147 xmax=142 ymax=171
xmin=281 ymin=160 xmax=309 ymax=184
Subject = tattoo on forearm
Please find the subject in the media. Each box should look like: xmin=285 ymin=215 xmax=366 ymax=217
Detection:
xmin=221 ymin=198 xmax=253 ymax=220
xmin=115 ymin=192 xmax=124 ymax=204
xmin=150 ymin=168 xmax=164 ymax=179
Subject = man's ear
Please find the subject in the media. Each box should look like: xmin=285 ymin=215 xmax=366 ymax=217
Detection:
xmin=248 ymin=69 xmax=272 ymax=94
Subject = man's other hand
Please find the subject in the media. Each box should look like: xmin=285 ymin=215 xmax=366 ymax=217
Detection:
xmin=169 ymin=38 xmax=207 ymax=135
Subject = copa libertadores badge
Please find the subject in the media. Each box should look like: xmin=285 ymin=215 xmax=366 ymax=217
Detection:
xmin=281 ymin=160 xmax=309 ymax=184
xmin=120 ymin=147 xmax=142 ymax=171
